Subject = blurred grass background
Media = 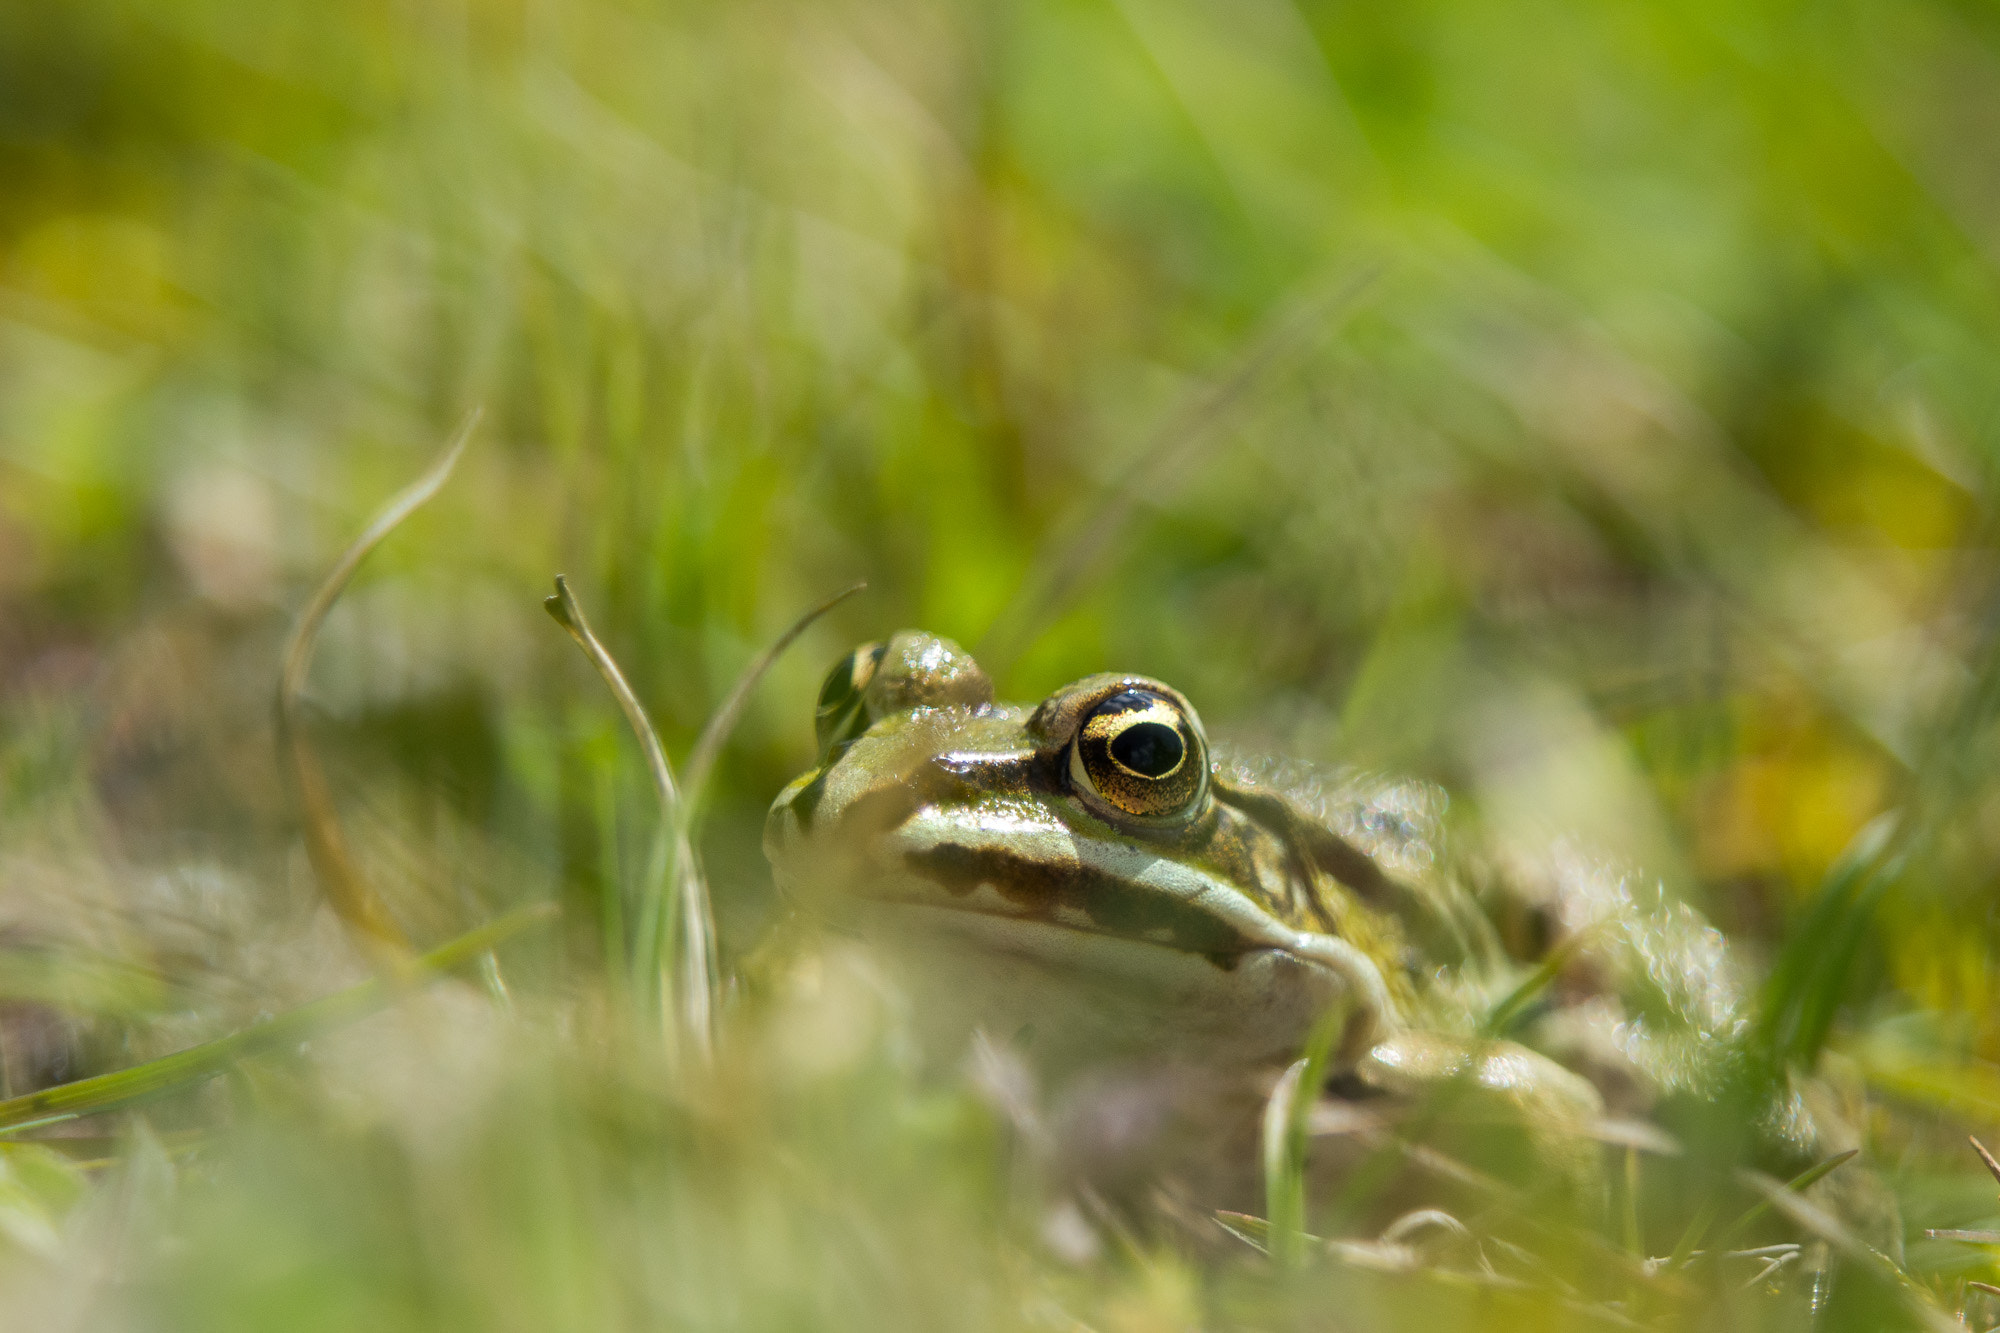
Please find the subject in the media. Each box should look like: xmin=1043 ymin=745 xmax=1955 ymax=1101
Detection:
xmin=5 ymin=0 xmax=2000 ymax=1327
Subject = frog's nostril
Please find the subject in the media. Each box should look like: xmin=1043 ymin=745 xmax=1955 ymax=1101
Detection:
xmin=1111 ymin=722 xmax=1183 ymax=777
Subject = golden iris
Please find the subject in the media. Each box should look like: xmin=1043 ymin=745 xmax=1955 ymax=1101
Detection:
xmin=1069 ymin=690 xmax=1206 ymax=820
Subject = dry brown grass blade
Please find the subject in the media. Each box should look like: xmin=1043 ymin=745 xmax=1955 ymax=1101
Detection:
xmin=1971 ymin=1136 xmax=2000 ymax=1189
xmin=1922 ymin=1137 xmax=2000 ymax=1245
xmin=278 ymin=409 xmax=480 ymax=960
xmin=975 ymin=264 xmax=1382 ymax=677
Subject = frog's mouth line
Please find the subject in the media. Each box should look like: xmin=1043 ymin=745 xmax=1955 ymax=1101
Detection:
xmin=901 ymin=842 xmax=1250 ymax=964
xmin=858 ymin=898 xmax=1390 ymax=1064
xmin=868 ymin=811 xmax=1394 ymax=1035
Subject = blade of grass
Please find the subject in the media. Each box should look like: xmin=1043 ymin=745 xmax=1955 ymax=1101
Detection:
xmin=1213 ymin=1210 xmax=1275 ymax=1255
xmin=1263 ymin=1003 xmax=1348 ymax=1269
xmin=544 ymin=578 xmax=866 ymax=1058
xmin=544 ymin=575 xmax=711 ymax=1057
xmin=1262 ymin=1058 xmax=1311 ymax=1269
xmin=1622 ymin=1145 xmax=1643 ymax=1259
xmin=679 ymin=581 xmax=865 ymax=829
xmin=1739 ymin=1250 xmax=1798 ymax=1290
xmin=278 ymin=407 xmax=480 ymax=959
xmin=1481 ymin=924 xmax=1599 ymax=1038
xmin=1712 ymin=1149 xmax=1859 ymax=1252
xmin=1741 ymin=1168 xmax=1962 ymax=1333
xmin=1756 ymin=815 xmax=1901 ymax=1071
xmin=1924 ymin=1137 xmax=2000 ymax=1243
xmin=0 ymin=951 xmax=178 ymax=1019
xmin=1971 ymin=1135 xmax=2000 ymax=1189
xmin=0 ymin=902 xmax=556 ymax=1134
xmin=669 ymin=581 xmax=864 ymax=1058
xmin=1662 ymin=1195 xmax=1721 ymax=1272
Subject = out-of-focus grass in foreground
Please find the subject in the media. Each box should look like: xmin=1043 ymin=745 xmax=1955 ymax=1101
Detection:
xmin=6 ymin=0 xmax=2000 ymax=1327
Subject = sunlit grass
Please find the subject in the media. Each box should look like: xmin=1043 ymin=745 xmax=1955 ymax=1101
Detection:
xmin=5 ymin=0 xmax=2000 ymax=1327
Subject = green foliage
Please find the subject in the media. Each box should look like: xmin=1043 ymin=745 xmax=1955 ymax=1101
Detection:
xmin=5 ymin=0 xmax=2000 ymax=1326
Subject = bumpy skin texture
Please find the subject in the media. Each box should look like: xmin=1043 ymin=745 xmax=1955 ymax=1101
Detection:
xmin=771 ymin=634 xmax=1415 ymax=1069
xmin=770 ymin=634 xmax=1924 ymax=1244
xmin=765 ymin=633 xmax=1898 ymax=1237
xmin=766 ymin=633 xmax=1717 ymax=1208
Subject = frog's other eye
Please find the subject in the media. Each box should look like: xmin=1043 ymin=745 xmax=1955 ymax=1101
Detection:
xmin=814 ymin=641 xmax=886 ymax=760
xmin=1069 ymin=689 xmax=1208 ymax=822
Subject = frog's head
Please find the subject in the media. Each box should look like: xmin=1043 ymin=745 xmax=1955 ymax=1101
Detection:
xmin=764 ymin=631 xmax=1396 ymax=1071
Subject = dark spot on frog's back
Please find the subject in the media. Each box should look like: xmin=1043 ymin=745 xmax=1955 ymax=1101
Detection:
xmin=904 ymin=843 xmax=1249 ymax=968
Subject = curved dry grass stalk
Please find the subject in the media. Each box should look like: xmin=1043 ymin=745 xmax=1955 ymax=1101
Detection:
xmin=544 ymin=575 xmax=711 ymax=1056
xmin=277 ymin=408 xmax=481 ymax=961
xmin=680 ymin=580 xmax=866 ymax=827
xmin=543 ymin=577 xmax=866 ymax=1060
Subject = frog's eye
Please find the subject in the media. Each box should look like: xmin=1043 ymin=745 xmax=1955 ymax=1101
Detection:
xmin=814 ymin=641 xmax=886 ymax=760
xmin=1069 ymin=689 xmax=1207 ymax=821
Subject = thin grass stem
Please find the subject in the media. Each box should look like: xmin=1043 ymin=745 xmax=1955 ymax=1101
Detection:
xmin=679 ymin=581 xmax=865 ymax=828
xmin=278 ymin=408 xmax=480 ymax=959
xmin=0 ymin=902 xmax=555 ymax=1134
xmin=1714 ymin=1148 xmax=1858 ymax=1251
xmin=1262 ymin=1003 xmax=1347 ymax=1269
xmin=544 ymin=575 xmax=709 ymax=1056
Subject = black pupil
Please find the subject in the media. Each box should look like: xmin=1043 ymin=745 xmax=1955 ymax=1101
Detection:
xmin=1110 ymin=721 xmax=1183 ymax=777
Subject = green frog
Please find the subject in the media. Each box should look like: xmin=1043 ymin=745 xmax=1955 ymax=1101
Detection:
xmin=762 ymin=631 xmax=1835 ymax=1228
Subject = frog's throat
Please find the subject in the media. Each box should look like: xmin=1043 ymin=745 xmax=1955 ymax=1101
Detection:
xmin=867 ymin=807 xmax=1396 ymax=1053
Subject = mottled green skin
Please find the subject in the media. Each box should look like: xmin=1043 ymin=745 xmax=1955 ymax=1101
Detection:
xmin=768 ymin=634 xmax=1572 ymax=1088
xmin=764 ymin=631 xmax=1871 ymax=1223
xmin=761 ymin=633 xmax=1636 ymax=1210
